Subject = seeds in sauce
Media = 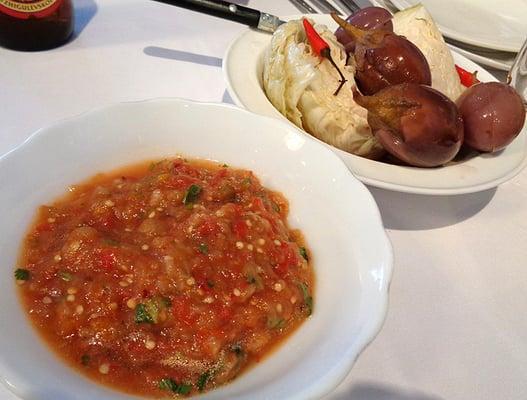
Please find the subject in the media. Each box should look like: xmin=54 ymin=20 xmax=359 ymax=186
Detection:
xmin=16 ymin=157 xmax=314 ymax=397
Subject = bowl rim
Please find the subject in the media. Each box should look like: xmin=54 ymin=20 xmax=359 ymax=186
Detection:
xmin=0 ymin=98 xmax=394 ymax=400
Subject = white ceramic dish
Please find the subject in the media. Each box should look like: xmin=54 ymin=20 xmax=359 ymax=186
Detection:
xmin=446 ymin=43 xmax=514 ymax=72
xmin=0 ymin=98 xmax=392 ymax=400
xmin=390 ymin=0 xmax=527 ymax=52
xmin=223 ymin=14 xmax=527 ymax=196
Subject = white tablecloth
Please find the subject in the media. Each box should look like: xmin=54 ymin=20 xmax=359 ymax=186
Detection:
xmin=1 ymin=1 xmax=525 ymax=399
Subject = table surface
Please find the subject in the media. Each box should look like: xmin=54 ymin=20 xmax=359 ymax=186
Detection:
xmin=1 ymin=1 xmax=525 ymax=399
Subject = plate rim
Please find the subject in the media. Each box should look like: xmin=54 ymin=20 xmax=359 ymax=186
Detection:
xmin=390 ymin=0 xmax=524 ymax=52
xmin=446 ymin=43 xmax=512 ymax=72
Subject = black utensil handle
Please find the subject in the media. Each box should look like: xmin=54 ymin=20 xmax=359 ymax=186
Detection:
xmin=153 ymin=0 xmax=261 ymax=28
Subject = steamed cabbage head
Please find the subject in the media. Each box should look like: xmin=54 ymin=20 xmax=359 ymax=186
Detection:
xmin=262 ymin=19 xmax=384 ymax=159
xmin=392 ymin=5 xmax=465 ymax=101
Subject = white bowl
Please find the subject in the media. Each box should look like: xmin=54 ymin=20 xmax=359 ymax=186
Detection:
xmin=0 ymin=99 xmax=392 ymax=400
xmin=223 ymin=14 xmax=527 ymax=195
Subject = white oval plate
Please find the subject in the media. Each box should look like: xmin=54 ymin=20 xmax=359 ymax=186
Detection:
xmin=391 ymin=0 xmax=527 ymax=53
xmin=446 ymin=43 xmax=514 ymax=72
xmin=223 ymin=14 xmax=527 ymax=196
xmin=0 ymin=98 xmax=392 ymax=400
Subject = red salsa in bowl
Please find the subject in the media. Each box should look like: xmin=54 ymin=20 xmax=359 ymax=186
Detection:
xmin=14 ymin=158 xmax=314 ymax=397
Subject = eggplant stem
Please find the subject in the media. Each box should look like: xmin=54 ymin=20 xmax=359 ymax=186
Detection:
xmin=321 ymin=48 xmax=347 ymax=96
xmin=331 ymin=12 xmax=367 ymax=40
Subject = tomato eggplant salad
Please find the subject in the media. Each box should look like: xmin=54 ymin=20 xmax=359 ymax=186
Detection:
xmin=15 ymin=158 xmax=314 ymax=397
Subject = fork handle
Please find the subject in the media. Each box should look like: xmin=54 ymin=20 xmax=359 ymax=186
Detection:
xmin=153 ymin=0 xmax=261 ymax=28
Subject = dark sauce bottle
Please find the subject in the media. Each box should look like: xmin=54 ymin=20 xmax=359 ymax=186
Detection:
xmin=0 ymin=0 xmax=73 ymax=51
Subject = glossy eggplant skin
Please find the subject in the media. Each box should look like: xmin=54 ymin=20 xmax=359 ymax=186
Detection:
xmin=457 ymin=82 xmax=526 ymax=152
xmin=354 ymin=32 xmax=432 ymax=95
xmin=355 ymin=83 xmax=464 ymax=167
xmin=335 ymin=7 xmax=393 ymax=53
xmin=332 ymin=13 xmax=431 ymax=95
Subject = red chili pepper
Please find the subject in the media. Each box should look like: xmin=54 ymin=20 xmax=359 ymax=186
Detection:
xmin=303 ymin=18 xmax=328 ymax=56
xmin=302 ymin=19 xmax=347 ymax=95
xmin=455 ymin=64 xmax=480 ymax=87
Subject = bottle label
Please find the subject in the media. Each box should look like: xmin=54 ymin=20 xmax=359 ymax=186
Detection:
xmin=0 ymin=0 xmax=63 ymax=19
